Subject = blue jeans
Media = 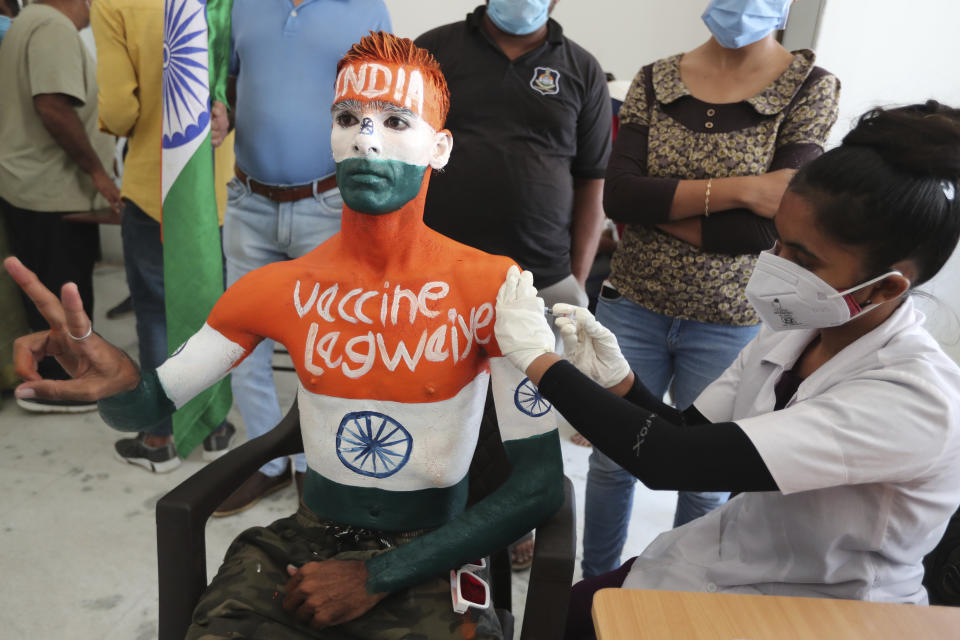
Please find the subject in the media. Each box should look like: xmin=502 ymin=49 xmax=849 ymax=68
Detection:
xmin=580 ymin=293 xmax=759 ymax=578
xmin=223 ymin=176 xmax=343 ymax=477
xmin=121 ymin=200 xmax=228 ymax=439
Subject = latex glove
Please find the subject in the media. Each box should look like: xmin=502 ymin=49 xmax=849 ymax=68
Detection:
xmin=494 ymin=266 xmax=555 ymax=372
xmin=553 ymin=303 xmax=631 ymax=389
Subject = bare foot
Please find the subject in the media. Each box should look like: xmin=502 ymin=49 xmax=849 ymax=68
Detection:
xmin=510 ymin=535 xmax=534 ymax=571
xmin=570 ymin=432 xmax=592 ymax=447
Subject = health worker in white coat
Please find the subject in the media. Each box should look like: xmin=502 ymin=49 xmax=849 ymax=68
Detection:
xmin=493 ymin=101 xmax=960 ymax=640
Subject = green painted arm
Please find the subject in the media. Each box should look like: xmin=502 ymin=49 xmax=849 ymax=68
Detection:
xmin=364 ymin=430 xmax=564 ymax=594
xmin=97 ymin=368 xmax=176 ymax=433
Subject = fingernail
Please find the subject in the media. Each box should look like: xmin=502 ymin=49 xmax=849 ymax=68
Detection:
xmin=15 ymin=387 xmax=36 ymax=399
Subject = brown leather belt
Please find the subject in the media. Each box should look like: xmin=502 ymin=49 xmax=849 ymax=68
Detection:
xmin=235 ymin=166 xmax=337 ymax=203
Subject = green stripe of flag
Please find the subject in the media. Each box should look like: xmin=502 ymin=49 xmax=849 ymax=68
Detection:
xmin=162 ymin=0 xmax=234 ymax=456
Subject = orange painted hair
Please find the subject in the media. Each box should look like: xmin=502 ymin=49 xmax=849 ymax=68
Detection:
xmin=337 ymin=31 xmax=450 ymax=129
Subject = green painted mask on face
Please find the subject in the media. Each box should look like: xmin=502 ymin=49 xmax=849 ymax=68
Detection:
xmin=335 ymin=158 xmax=427 ymax=215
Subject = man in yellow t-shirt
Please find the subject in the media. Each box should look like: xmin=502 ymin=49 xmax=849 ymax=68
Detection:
xmin=90 ymin=0 xmax=236 ymax=473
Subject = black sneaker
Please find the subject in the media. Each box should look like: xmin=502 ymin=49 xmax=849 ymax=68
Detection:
xmin=202 ymin=421 xmax=237 ymax=461
xmin=114 ymin=433 xmax=181 ymax=473
xmin=105 ymin=295 xmax=134 ymax=319
xmin=16 ymin=397 xmax=98 ymax=413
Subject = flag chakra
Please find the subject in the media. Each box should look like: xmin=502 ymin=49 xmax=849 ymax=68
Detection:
xmin=162 ymin=0 xmax=211 ymax=150
xmin=160 ymin=0 xmax=231 ymax=456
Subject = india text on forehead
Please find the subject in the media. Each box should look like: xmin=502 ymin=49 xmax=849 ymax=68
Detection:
xmin=334 ymin=62 xmax=425 ymax=119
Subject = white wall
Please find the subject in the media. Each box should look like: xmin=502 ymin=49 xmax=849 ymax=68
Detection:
xmin=382 ymin=0 xmax=711 ymax=83
xmin=814 ymin=0 xmax=960 ymax=149
xmin=812 ymin=0 xmax=960 ymax=358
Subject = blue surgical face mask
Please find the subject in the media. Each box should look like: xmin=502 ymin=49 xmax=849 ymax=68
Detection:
xmin=487 ymin=0 xmax=551 ymax=36
xmin=0 ymin=16 xmax=11 ymax=44
xmin=702 ymin=0 xmax=791 ymax=49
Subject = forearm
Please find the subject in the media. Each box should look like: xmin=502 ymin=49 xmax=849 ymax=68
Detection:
xmin=604 ymin=124 xmax=751 ymax=224
xmin=656 ymin=218 xmax=702 ymax=248
xmin=98 ymin=368 xmax=175 ymax=432
xmin=364 ymin=431 xmax=564 ymax=594
xmin=668 ymin=176 xmax=751 ymax=221
xmin=99 ymin=324 xmax=246 ymax=430
xmin=527 ymin=354 xmax=703 ymax=426
xmin=700 ymin=210 xmax=775 ymax=255
xmin=538 ymin=361 xmax=777 ymax=492
xmin=620 ymin=372 xmax=709 ymax=426
xmin=570 ymin=178 xmax=605 ymax=284
xmin=700 ymin=143 xmax=822 ymax=255
xmin=34 ymin=95 xmax=110 ymax=178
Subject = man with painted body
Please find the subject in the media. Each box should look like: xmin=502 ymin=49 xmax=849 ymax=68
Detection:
xmin=6 ymin=34 xmax=563 ymax=637
xmin=210 ymin=0 xmax=391 ymax=514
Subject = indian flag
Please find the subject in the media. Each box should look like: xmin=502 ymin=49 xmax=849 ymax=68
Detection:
xmin=161 ymin=0 xmax=233 ymax=455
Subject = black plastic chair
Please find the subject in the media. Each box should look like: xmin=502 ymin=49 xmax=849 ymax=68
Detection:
xmin=924 ymin=505 xmax=960 ymax=606
xmin=156 ymin=394 xmax=576 ymax=640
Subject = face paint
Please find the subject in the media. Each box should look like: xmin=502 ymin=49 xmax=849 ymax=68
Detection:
xmin=334 ymin=61 xmax=444 ymax=130
xmin=331 ymin=100 xmax=446 ymax=215
xmin=331 ymin=60 xmax=450 ymax=216
xmin=335 ymin=157 xmax=427 ymax=214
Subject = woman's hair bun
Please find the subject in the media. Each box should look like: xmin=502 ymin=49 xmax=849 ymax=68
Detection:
xmin=842 ymin=100 xmax=960 ymax=182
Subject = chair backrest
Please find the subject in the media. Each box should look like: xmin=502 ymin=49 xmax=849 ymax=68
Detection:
xmin=465 ymin=387 xmax=516 ymax=612
xmin=924 ymin=506 xmax=960 ymax=606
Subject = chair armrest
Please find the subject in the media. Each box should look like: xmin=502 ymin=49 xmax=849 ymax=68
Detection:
xmin=520 ymin=475 xmax=577 ymax=640
xmin=156 ymin=402 xmax=302 ymax=640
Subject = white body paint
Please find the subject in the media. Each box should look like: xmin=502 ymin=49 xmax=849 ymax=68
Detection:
xmin=330 ymin=93 xmax=451 ymax=170
xmin=156 ymin=323 xmax=246 ymax=409
xmin=300 ymin=356 xmax=556 ymax=491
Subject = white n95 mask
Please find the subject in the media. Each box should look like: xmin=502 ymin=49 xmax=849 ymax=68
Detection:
xmin=745 ymin=251 xmax=902 ymax=331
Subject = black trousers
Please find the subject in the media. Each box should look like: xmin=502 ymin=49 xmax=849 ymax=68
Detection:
xmin=2 ymin=197 xmax=100 ymax=380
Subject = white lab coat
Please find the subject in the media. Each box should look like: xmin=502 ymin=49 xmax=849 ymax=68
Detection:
xmin=621 ymin=297 xmax=960 ymax=603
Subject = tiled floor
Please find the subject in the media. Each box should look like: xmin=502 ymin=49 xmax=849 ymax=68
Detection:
xmin=0 ymin=263 xmax=677 ymax=639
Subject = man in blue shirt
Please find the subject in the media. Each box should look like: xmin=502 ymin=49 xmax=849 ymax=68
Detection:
xmin=211 ymin=0 xmax=391 ymax=515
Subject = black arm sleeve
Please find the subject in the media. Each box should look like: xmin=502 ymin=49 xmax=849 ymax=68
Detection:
xmin=621 ymin=372 xmax=708 ymax=426
xmin=540 ymin=361 xmax=778 ymax=492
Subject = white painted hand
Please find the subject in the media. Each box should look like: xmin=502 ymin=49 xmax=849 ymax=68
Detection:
xmin=553 ymin=303 xmax=631 ymax=389
xmin=494 ymin=266 xmax=555 ymax=373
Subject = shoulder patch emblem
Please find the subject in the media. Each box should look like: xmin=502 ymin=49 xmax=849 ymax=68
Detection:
xmin=530 ymin=66 xmax=561 ymax=96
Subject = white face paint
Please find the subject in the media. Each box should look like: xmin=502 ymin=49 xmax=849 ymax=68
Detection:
xmin=330 ymin=100 xmax=452 ymax=170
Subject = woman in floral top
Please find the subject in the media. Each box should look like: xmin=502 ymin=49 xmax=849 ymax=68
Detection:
xmin=582 ymin=0 xmax=840 ymax=578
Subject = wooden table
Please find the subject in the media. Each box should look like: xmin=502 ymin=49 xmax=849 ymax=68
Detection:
xmin=592 ymin=588 xmax=960 ymax=639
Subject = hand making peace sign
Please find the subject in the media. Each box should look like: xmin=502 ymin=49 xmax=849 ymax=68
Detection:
xmin=4 ymin=256 xmax=141 ymax=403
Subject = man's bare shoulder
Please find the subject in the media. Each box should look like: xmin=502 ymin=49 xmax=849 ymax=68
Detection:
xmin=427 ymin=232 xmax=516 ymax=286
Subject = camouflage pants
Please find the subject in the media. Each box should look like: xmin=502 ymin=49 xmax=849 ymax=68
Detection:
xmin=187 ymin=505 xmax=503 ymax=639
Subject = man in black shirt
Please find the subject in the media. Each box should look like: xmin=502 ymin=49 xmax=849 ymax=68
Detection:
xmin=416 ymin=0 xmax=612 ymax=570
xmin=416 ymin=1 xmax=611 ymax=324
